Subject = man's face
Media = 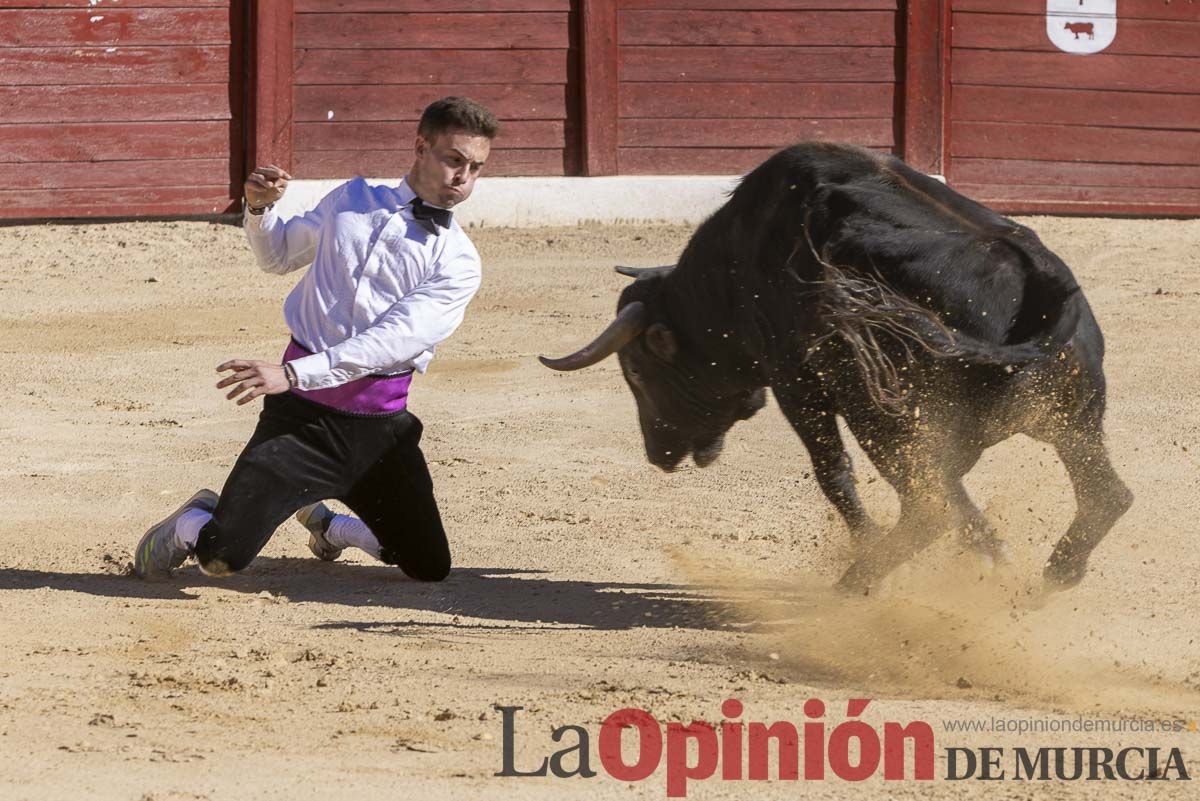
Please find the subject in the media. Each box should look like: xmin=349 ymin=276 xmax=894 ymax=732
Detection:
xmin=409 ymin=128 xmax=491 ymax=208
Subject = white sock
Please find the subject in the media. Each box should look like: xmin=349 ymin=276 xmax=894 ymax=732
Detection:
xmin=174 ymin=508 xmax=212 ymax=552
xmin=326 ymin=514 xmax=382 ymax=560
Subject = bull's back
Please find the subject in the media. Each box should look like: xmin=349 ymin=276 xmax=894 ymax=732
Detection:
xmin=747 ymin=144 xmax=1081 ymax=347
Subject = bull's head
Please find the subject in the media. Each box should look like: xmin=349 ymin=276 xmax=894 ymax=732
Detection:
xmin=539 ymin=266 xmax=766 ymax=472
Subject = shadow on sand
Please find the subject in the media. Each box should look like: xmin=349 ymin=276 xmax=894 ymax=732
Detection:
xmin=0 ymin=558 xmax=751 ymax=633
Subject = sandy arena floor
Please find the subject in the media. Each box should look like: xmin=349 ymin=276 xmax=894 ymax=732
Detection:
xmin=0 ymin=216 xmax=1197 ymax=800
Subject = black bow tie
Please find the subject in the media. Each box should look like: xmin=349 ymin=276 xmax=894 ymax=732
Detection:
xmin=410 ymin=197 xmax=453 ymax=231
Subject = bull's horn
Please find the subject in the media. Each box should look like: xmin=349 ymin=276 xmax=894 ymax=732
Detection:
xmin=538 ymin=301 xmax=648 ymax=371
xmin=615 ymin=264 xmax=675 ymax=279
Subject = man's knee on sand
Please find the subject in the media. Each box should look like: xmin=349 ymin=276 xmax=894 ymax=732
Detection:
xmin=379 ymin=544 xmax=451 ymax=582
xmin=194 ymin=543 xmax=253 ymax=577
xmin=194 ymin=523 xmax=260 ymax=576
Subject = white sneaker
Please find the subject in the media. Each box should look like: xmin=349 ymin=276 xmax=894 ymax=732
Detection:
xmin=134 ymin=489 xmax=218 ymax=579
xmin=295 ymin=502 xmax=342 ymax=561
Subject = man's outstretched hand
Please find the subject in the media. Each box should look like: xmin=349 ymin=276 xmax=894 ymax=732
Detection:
xmin=217 ymin=360 xmax=291 ymax=405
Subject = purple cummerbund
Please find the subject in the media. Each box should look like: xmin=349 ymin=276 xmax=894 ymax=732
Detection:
xmin=283 ymin=339 xmax=412 ymax=416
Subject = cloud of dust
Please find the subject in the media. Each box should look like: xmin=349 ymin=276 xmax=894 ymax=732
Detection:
xmin=670 ymin=544 xmax=1198 ymax=718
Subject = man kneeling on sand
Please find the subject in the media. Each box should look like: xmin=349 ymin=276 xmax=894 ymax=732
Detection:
xmin=134 ymin=97 xmax=497 ymax=581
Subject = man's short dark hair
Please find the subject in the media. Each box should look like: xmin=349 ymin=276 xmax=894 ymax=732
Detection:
xmin=418 ymin=96 xmax=499 ymax=141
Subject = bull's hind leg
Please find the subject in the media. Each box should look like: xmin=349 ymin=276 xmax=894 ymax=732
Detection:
xmin=1043 ymin=424 xmax=1133 ymax=589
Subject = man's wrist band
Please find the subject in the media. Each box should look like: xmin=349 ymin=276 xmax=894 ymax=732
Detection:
xmin=284 ymin=362 xmax=298 ymax=389
xmin=247 ymin=201 xmax=274 ymax=216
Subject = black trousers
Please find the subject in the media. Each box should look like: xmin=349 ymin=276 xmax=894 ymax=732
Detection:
xmin=193 ymin=392 xmax=450 ymax=580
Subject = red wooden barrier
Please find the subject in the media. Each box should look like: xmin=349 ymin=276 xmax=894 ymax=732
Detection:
xmin=581 ymin=0 xmax=619 ymax=176
xmin=614 ymin=0 xmax=902 ymax=176
xmin=0 ymin=0 xmax=244 ymax=219
xmin=947 ymin=1 xmax=1200 ymax=216
xmin=1 ymin=0 xmax=1197 ymax=219
xmin=253 ymin=0 xmax=294 ymax=173
xmin=903 ymin=0 xmax=949 ymax=174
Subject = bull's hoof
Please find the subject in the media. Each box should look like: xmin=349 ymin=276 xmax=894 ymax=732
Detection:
xmin=835 ymin=562 xmax=875 ymax=596
xmin=1042 ymin=554 xmax=1088 ymax=591
xmin=972 ymin=540 xmax=1012 ymax=574
xmin=960 ymin=519 xmax=1010 ymax=569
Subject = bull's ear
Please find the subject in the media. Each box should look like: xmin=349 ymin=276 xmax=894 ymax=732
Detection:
xmin=646 ymin=322 xmax=678 ymax=361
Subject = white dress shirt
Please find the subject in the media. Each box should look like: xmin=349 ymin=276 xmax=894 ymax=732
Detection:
xmin=243 ymin=177 xmax=482 ymax=390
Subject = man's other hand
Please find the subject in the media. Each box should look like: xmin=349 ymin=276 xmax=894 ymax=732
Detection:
xmin=217 ymin=360 xmax=291 ymax=405
xmin=244 ymin=165 xmax=291 ymax=210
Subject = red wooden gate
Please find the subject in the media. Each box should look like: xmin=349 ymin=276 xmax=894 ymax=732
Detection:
xmin=0 ymin=0 xmax=246 ymax=219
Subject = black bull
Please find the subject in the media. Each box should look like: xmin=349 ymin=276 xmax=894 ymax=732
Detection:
xmin=540 ymin=143 xmax=1132 ymax=594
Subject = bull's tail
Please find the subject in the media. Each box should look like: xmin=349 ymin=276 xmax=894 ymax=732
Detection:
xmin=801 ymin=256 xmax=960 ymax=412
xmin=799 ymin=240 xmax=1085 ymax=415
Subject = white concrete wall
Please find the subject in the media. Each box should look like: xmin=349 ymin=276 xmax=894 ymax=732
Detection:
xmin=276 ymin=176 xmax=743 ymax=227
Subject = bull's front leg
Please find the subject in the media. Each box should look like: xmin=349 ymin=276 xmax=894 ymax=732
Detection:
xmin=836 ymin=481 xmax=957 ymax=594
xmin=772 ymin=380 xmax=881 ymax=545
